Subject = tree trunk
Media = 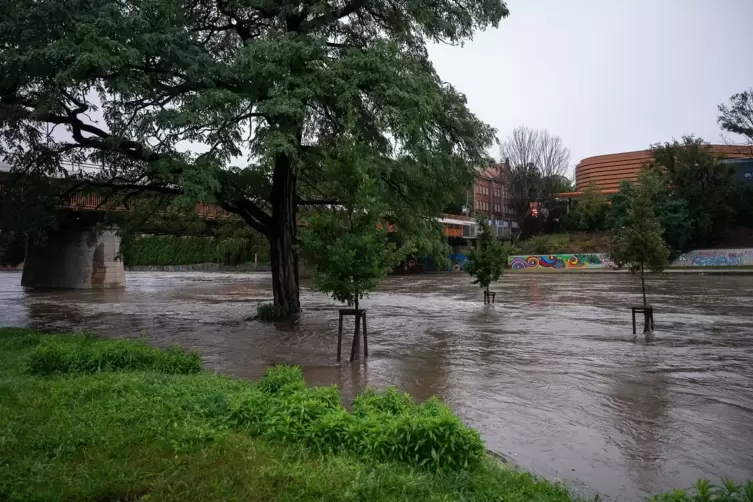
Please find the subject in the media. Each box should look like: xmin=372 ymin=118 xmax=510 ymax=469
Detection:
xmin=270 ymin=154 xmax=300 ymax=313
xmin=640 ymin=262 xmax=647 ymax=306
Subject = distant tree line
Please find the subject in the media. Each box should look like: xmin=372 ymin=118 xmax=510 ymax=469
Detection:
xmin=521 ymin=89 xmax=753 ymax=257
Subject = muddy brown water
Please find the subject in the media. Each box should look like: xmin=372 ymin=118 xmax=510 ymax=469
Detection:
xmin=1 ymin=270 xmax=752 ymax=500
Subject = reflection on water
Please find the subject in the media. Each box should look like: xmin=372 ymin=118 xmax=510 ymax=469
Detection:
xmin=1 ymin=270 xmax=752 ymax=500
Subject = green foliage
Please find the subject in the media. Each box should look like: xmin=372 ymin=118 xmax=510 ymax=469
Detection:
xmin=608 ymin=171 xmax=670 ymax=304
xmin=516 ymin=233 xmax=604 ymax=255
xmin=26 ymin=338 xmax=201 ymax=376
xmin=547 ymin=174 xmax=575 ymax=194
xmin=255 ymin=303 xmax=291 ymax=322
xmin=301 ymin=163 xmax=404 ymax=309
xmin=651 ymin=478 xmax=753 ymax=502
xmin=0 ymin=178 xmax=60 ymax=261
xmin=0 ymin=230 xmax=25 ymax=266
xmin=122 ymin=235 xmax=264 ymax=266
xmin=0 ymin=0 xmax=507 ymax=312
xmin=302 ymin=210 xmax=402 ymax=309
xmin=730 ymin=184 xmax=753 ymax=228
xmin=566 ymin=185 xmax=610 ymax=231
xmin=465 ymin=219 xmax=509 ymax=293
xmin=607 ymin=179 xmax=692 ymax=258
xmin=718 ymin=88 xmax=753 ymax=142
xmin=256 ymin=365 xmax=307 ymax=395
xmin=648 ymin=136 xmax=736 ymax=247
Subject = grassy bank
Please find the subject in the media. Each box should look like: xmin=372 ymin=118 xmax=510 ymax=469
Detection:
xmin=0 ymin=328 xmax=577 ymax=501
xmin=1 ymin=329 xmax=750 ymax=501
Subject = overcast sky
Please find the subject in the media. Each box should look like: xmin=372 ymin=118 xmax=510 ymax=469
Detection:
xmin=428 ymin=0 xmax=753 ymax=175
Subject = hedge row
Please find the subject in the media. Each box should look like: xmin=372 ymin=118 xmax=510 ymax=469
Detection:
xmin=122 ymin=235 xmax=267 ymax=266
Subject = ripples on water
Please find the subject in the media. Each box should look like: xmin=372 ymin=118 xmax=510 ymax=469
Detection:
xmin=1 ymin=270 xmax=752 ymax=500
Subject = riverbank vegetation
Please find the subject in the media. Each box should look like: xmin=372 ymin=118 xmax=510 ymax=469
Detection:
xmin=0 ymin=328 xmax=577 ymax=501
xmin=1 ymin=328 xmax=750 ymax=501
xmin=122 ymin=234 xmax=266 ymax=267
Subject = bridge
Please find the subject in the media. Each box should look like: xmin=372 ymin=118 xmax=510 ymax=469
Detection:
xmin=1 ymin=162 xmax=478 ymax=289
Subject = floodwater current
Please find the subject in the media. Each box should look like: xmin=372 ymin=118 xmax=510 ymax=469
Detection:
xmin=1 ymin=270 xmax=752 ymax=500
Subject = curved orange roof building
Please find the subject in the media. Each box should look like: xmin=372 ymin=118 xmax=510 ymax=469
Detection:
xmin=575 ymin=145 xmax=751 ymax=192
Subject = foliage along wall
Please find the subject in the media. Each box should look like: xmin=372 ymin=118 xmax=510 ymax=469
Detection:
xmin=508 ymin=253 xmax=616 ymax=270
xmin=122 ymin=235 xmax=267 ymax=266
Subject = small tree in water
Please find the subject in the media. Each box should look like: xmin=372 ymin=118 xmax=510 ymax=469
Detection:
xmin=303 ymin=210 xmax=402 ymax=311
xmin=301 ymin=161 xmax=405 ymax=312
xmin=466 ymin=219 xmax=509 ymax=302
xmin=608 ymin=171 xmax=670 ymax=305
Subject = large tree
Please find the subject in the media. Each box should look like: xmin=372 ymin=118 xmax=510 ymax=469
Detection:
xmin=646 ymin=136 xmax=735 ymax=247
xmin=718 ymin=88 xmax=753 ymax=148
xmin=0 ymin=0 xmax=507 ymax=313
xmin=499 ymin=126 xmax=570 ymax=225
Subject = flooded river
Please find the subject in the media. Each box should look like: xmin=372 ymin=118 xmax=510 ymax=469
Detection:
xmin=1 ymin=270 xmax=752 ymax=500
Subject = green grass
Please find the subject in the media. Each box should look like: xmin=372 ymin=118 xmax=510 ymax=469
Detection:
xmin=0 ymin=328 xmax=578 ymax=501
xmin=0 ymin=328 xmax=749 ymax=501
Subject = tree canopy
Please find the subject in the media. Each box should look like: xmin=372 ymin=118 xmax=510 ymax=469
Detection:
xmin=719 ymin=89 xmax=753 ymax=147
xmin=499 ymin=126 xmax=571 ymax=225
xmin=607 ymin=179 xmax=691 ymax=258
xmin=608 ymin=171 xmax=669 ymax=305
xmin=646 ymin=136 xmax=735 ymax=247
xmin=0 ymin=0 xmax=508 ymax=312
xmin=300 ymin=154 xmax=404 ymax=310
xmin=465 ymin=218 xmax=508 ymax=295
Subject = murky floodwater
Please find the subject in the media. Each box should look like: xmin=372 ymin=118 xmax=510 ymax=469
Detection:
xmin=1 ymin=270 xmax=752 ymax=500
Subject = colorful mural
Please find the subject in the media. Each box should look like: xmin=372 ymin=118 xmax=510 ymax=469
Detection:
xmin=508 ymin=253 xmax=616 ymax=271
xmin=508 ymin=249 xmax=753 ymax=271
xmin=449 ymin=253 xmax=469 ymax=272
xmin=670 ymin=249 xmax=753 ymax=267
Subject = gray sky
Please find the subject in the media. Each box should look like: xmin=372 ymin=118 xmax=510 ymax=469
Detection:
xmin=428 ymin=0 xmax=753 ymax=175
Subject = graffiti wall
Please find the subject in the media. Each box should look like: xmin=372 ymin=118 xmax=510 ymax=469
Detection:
xmin=449 ymin=253 xmax=469 ymax=272
xmin=507 ymin=249 xmax=753 ymax=271
xmin=508 ymin=253 xmax=616 ymax=270
xmin=670 ymin=249 xmax=753 ymax=267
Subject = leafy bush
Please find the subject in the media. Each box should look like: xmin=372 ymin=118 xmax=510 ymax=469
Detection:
xmin=516 ymin=233 xmax=603 ymax=255
xmin=26 ymin=338 xmax=201 ymax=376
xmin=256 ymin=364 xmax=307 ymax=395
xmin=224 ymin=368 xmax=485 ymax=471
xmin=651 ymin=478 xmax=753 ymax=501
xmin=255 ymin=303 xmax=290 ymax=321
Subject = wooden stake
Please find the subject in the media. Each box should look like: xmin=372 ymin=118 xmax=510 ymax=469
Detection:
xmin=362 ymin=313 xmax=368 ymax=359
xmin=350 ymin=311 xmax=361 ymax=362
xmin=337 ymin=313 xmax=344 ymax=362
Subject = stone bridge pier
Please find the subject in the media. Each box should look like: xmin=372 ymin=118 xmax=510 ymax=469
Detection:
xmin=21 ymin=217 xmax=125 ymax=289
